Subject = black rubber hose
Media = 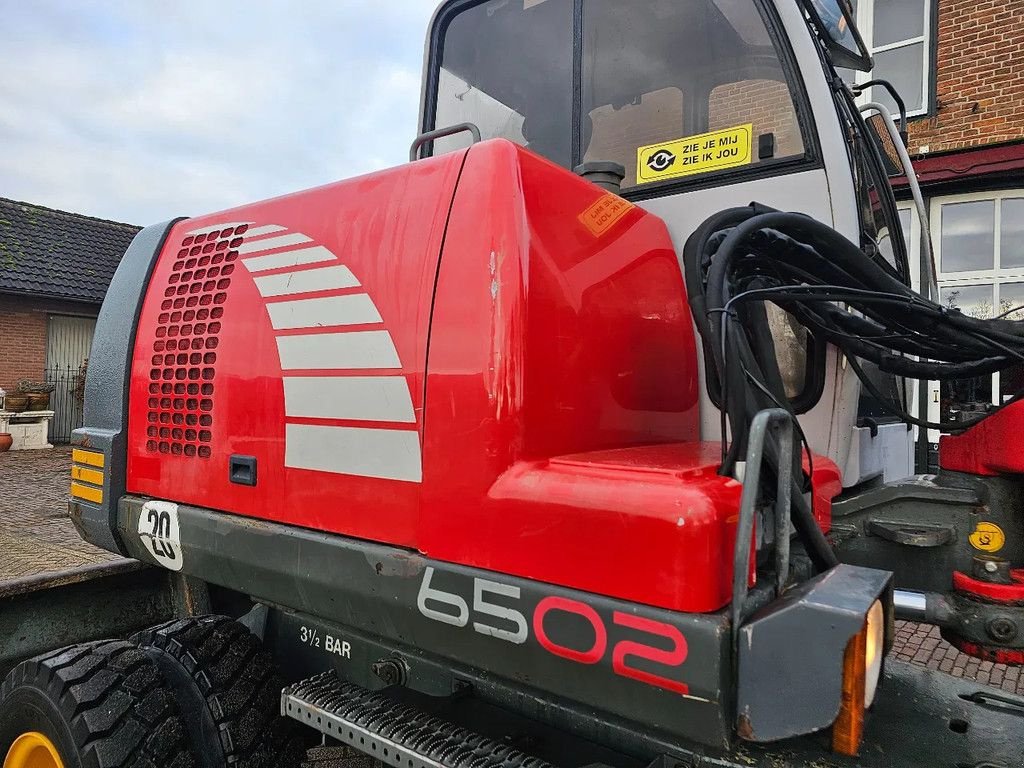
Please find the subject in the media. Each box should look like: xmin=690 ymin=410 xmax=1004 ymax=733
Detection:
xmin=685 ymin=203 xmax=1024 ymax=573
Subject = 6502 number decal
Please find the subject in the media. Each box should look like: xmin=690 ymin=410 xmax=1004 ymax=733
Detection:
xmin=416 ymin=567 xmax=689 ymax=694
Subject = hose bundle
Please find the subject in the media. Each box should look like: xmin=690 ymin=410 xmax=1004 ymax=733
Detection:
xmin=683 ymin=203 xmax=1024 ymax=572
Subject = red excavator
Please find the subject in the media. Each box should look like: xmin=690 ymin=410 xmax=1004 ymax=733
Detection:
xmin=3 ymin=1 xmax=1024 ymax=767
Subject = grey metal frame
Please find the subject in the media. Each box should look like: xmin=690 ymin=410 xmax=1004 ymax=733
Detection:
xmin=71 ymin=218 xmax=184 ymax=554
xmin=731 ymin=407 xmax=794 ymax=644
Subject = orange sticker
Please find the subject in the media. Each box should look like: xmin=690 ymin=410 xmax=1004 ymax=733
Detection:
xmin=578 ymin=193 xmax=635 ymax=237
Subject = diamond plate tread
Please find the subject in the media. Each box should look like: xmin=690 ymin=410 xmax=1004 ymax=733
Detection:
xmin=283 ymin=672 xmax=554 ymax=768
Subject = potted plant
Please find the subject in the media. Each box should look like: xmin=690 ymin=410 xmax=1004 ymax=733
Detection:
xmin=4 ymin=394 xmax=29 ymax=412
xmin=18 ymin=380 xmax=55 ymax=411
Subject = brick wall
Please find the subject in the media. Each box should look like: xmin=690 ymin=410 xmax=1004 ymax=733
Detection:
xmin=0 ymin=296 xmax=47 ymax=394
xmin=0 ymin=295 xmax=96 ymax=394
xmin=908 ymin=0 xmax=1024 ymax=154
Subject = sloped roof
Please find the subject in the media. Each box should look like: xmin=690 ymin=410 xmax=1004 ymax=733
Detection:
xmin=0 ymin=197 xmax=140 ymax=305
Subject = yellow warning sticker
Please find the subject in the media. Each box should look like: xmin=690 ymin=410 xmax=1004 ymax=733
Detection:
xmin=636 ymin=124 xmax=753 ymax=185
xmin=970 ymin=521 xmax=1006 ymax=553
xmin=578 ymin=193 xmax=635 ymax=237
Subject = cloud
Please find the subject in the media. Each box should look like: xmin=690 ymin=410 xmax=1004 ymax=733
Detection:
xmin=0 ymin=1 xmax=438 ymax=224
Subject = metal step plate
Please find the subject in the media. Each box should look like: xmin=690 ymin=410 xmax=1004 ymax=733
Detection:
xmin=282 ymin=672 xmax=554 ymax=768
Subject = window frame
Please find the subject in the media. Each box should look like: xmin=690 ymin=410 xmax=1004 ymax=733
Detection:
xmin=929 ymin=189 xmax=1024 ymax=430
xmin=420 ymin=0 xmax=823 ymax=201
xmin=849 ymin=0 xmax=935 ymax=118
xmin=896 ymin=201 xmax=921 ymax=292
xmin=933 ymin=190 xmax=1024 ymax=284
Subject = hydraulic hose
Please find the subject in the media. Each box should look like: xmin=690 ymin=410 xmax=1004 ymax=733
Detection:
xmin=684 ymin=203 xmax=1024 ymax=575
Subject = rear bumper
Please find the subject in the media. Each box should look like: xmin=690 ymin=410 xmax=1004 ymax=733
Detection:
xmin=114 ymin=494 xmax=734 ymax=752
xmin=109 ymin=493 xmax=1024 ymax=765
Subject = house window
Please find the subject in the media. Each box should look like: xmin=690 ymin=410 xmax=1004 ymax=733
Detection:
xmin=930 ymin=191 xmax=1024 ymax=431
xmin=849 ymin=0 xmax=933 ymax=117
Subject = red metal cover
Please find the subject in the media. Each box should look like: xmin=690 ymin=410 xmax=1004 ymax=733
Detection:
xmin=939 ymin=401 xmax=1024 ymax=476
xmin=127 ymin=149 xmax=467 ymax=544
xmin=127 ymin=139 xmax=838 ymax=613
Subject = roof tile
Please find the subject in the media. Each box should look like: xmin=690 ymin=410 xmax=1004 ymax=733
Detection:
xmin=0 ymin=197 xmax=141 ymax=305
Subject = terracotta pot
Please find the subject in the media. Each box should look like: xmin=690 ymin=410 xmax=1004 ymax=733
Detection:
xmin=27 ymin=393 xmax=50 ymax=410
xmin=0 ymin=433 xmax=12 ymax=453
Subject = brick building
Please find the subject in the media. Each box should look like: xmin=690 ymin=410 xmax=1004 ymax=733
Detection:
xmin=0 ymin=198 xmax=139 ymax=440
xmin=845 ymin=0 xmax=1024 ymax=461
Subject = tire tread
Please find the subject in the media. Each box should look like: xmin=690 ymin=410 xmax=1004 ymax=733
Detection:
xmin=132 ymin=615 xmax=307 ymax=768
xmin=0 ymin=640 xmax=196 ymax=768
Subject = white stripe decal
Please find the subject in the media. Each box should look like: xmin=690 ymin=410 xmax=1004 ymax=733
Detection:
xmin=238 ymin=232 xmax=313 ymax=255
xmin=253 ymin=266 xmax=360 ymax=297
xmin=266 ymin=294 xmax=382 ymax=330
xmin=285 ymin=423 xmax=422 ymax=482
xmin=242 ymin=245 xmax=336 ymax=273
xmin=242 ymin=224 xmax=288 ymax=239
xmin=237 ymin=222 xmax=424 ymax=483
xmin=276 ymin=330 xmax=401 ymax=370
xmin=186 ymin=221 xmax=252 ymax=236
xmin=283 ymin=376 xmax=415 ymax=423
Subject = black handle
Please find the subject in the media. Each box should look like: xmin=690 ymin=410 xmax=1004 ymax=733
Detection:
xmin=229 ymin=455 xmax=258 ymax=487
xmin=410 ymin=123 xmax=483 ymax=161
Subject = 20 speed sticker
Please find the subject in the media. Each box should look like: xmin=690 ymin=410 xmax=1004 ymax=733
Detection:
xmin=969 ymin=521 xmax=1006 ymax=553
xmin=636 ymin=124 xmax=753 ymax=184
xmin=138 ymin=500 xmax=184 ymax=571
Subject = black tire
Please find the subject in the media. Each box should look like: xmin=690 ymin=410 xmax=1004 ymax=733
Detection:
xmin=131 ymin=615 xmax=307 ymax=768
xmin=0 ymin=640 xmax=196 ymax=768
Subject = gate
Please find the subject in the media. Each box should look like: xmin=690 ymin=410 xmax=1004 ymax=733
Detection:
xmin=42 ymin=365 xmax=87 ymax=443
xmin=45 ymin=315 xmax=96 ymax=443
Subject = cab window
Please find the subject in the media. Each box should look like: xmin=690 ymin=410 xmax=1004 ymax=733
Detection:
xmin=432 ymin=0 xmax=573 ymax=166
xmin=709 ymin=79 xmax=804 ymax=160
xmin=428 ymin=0 xmax=812 ymax=193
xmin=582 ymin=0 xmax=807 ymax=189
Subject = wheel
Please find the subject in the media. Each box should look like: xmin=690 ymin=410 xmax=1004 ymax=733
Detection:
xmin=130 ymin=615 xmax=307 ymax=768
xmin=0 ymin=640 xmax=196 ymax=768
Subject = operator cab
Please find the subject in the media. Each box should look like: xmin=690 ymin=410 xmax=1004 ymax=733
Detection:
xmin=420 ymin=0 xmax=915 ymax=487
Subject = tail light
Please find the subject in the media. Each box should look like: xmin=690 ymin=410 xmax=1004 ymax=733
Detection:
xmin=833 ymin=599 xmax=885 ymax=756
xmin=735 ymin=565 xmax=892 ymax=748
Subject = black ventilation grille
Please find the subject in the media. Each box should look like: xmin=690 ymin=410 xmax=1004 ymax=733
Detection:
xmin=145 ymin=224 xmax=249 ymax=457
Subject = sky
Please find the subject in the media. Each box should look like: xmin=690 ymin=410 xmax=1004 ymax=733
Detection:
xmin=0 ymin=1 xmax=439 ymax=225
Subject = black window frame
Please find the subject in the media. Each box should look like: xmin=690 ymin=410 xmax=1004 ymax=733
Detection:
xmin=420 ymin=0 xmax=824 ymax=203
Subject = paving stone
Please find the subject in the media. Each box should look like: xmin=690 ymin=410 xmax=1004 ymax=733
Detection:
xmin=0 ymin=447 xmax=119 ymax=582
